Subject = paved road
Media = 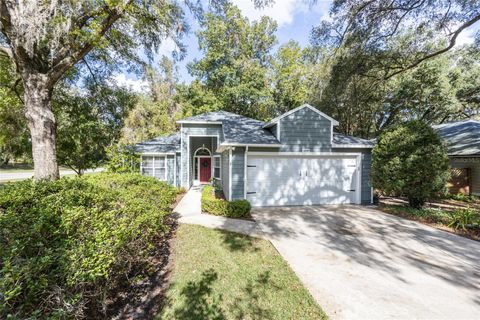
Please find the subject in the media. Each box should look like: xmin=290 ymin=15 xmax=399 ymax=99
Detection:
xmin=0 ymin=168 xmax=104 ymax=182
xmin=252 ymin=205 xmax=480 ymax=320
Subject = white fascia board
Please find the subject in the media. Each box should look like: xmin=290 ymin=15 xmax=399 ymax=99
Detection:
xmin=176 ymin=120 xmax=223 ymax=125
xmin=331 ymin=144 xmax=373 ymax=149
xmin=219 ymin=143 xmax=282 ymax=147
xmin=140 ymin=152 xmax=175 ymax=155
xmin=262 ymin=104 xmax=339 ymax=128
xmin=247 ymin=151 xmax=362 ymax=156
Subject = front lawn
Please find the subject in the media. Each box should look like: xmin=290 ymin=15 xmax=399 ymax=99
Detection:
xmin=158 ymin=224 xmax=326 ymax=320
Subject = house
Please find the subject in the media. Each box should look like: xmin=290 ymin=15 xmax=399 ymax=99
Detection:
xmin=134 ymin=104 xmax=374 ymax=206
xmin=434 ymin=119 xmax=480 ymax=196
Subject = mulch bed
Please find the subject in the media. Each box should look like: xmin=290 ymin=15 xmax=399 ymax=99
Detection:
xmin=379 ymin=204 xmax=480 ymax=242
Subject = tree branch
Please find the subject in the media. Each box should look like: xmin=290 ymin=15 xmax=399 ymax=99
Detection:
xmin=383 ymin=14 xmax=480 ymax=80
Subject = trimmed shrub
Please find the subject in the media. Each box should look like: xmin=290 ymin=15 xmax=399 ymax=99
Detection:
xmin=201 ymin=186 xmax=251 ymax=218
xmin=0 ymin=173 xmax=176 ymax=319
xmin=371 ymin=120 xmax=451 ymax=208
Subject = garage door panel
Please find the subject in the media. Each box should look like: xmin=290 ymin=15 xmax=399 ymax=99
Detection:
xmin=246 ymin=155 xmax=359 ymax=206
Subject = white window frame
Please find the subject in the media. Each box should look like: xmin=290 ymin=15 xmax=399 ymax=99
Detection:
xmin=213 ymin=155 xmax=221 ymax=180
xmin=140 ymin=155 xmax=167 ymax=181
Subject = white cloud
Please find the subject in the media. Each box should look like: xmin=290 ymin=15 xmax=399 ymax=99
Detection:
xmin=455 ymin=26 xmax=477 ymax=47
xmin=232 ymin=0 xmax=308 ymax=27
xmin=156 ymin=37 xmax=178 ymax=57
xmin=111 ymin=73 xmax=148 ymax=93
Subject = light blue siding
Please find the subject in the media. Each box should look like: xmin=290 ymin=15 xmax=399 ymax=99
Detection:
xmin=231 ymin=147 xmax=245 ymax=200
xmin=167 ymin=155 xmax=175 ymax=185
xmin=279 ymin=107 xmax=332 ymax=152
xmin=221 ymin=150 xmax=230 ymax=200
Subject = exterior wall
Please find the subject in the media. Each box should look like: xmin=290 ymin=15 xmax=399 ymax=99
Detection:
xmin=231 ymin=147 xmax=245 ymax=200
xmin=175 ymin=152 xmax=181 ymax=187
xmin=279 ymin=107 xmax=332 ymax=152
xmin=221 ymin=150 xmax=230 ymax=200
xmin=450 ymin=157 xmax=480 ymax=196
xmin=167 ymin=155 xmax=175 ymax=185
xmin=180 ymin=123 xmax=223 ymax=188
xmin=332 ymin=148 xmax=372 ymax=204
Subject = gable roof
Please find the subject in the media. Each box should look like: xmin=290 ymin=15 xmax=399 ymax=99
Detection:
xmin=433 ymin=119 xmax=480 ymax=156
xmin=332 ymin=133 xmax=374 ymax=148
xmin=133 ymin=132 xmax=180 ymax=154
xmin=177 ymin=111 xmax=281 ymax=147
xmin=262 ymin=104 xmax=339 ymax=128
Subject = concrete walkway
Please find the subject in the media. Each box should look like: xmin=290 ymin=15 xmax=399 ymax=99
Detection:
xmin=174 ymin=186 xmax=262 ymax=237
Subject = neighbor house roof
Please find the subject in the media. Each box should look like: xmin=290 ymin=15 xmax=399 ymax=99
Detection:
xmin=433 ymin=119 xmax=480 ymax=156
xmin=133 ymin=132 xmax=180 ymax=154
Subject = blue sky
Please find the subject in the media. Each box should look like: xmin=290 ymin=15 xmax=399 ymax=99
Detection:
xmin=113 ymin=0 xmax=479 ymax=90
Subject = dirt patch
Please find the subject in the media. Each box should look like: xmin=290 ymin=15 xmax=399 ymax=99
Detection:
xmin=106 ymin=216 xmax=178 ymax=319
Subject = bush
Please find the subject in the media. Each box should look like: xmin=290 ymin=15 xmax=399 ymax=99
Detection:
xmin=371 ymin=120 xmax=451 ymax=208
xmin=201 ymin=186 xmax=251 ymax=218
xmin=0 ymin=173 xmax=177 ymax=319
xmin=448 ymin=208 xmax=480 ymax=230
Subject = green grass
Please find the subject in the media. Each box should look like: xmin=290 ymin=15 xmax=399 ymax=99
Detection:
xmin=158 ymin=224 xmax=327 ymax=320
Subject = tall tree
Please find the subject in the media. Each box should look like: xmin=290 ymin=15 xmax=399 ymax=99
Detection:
xmin=271 ymin=40 xmax=309 ymax=114
xmin=312 ymin=0 xmax=480 ymax=79
xmin=188 ymin=3 xmax=277 ymax=119
xmin=0 ymin=1 xmax=186 ymax=179
xmin=120 ymin=56 xmax=180 ymax=143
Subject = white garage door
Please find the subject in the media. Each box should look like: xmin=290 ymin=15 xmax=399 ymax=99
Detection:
xmin=246 ymin=154 xmax=360 ymax=206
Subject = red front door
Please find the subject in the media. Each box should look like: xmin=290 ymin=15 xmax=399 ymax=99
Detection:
xmin=199 ymin=157 xmax=211 ymax=182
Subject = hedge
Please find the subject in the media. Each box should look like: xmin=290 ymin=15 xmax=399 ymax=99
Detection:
xmin=201 ymin=185 xmax=251 ymax=218
xmin=0 ymin=173 xmax=177 ymax=319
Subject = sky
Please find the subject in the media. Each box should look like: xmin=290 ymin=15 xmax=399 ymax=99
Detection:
xmin=113 ymin=0 xmax=479 ymax=92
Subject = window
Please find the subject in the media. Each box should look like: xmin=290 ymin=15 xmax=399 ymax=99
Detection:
xmin=213 ymin=156 xmax=221 ymax=179
xmin=141 ymin=156 xmax=167 ymax=180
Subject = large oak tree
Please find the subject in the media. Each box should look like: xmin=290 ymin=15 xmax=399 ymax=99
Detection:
xmin=0 ymin=0 xmax=187 ymax=179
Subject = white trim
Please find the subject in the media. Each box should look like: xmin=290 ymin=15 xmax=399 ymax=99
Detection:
xmin=228 ymin=148 xmax=232 ymax=201
xmin=176 ymin=120 xmax=223 ymax=125
xmin=262 ymin=104 xmax=339 ymax=128
xmin=330 ymin=123 xmax=333 ymax=145
xmin=244 ymin=146 xmax=248 ymax=199
xmin=247 ymin=151 xmax=361 ymax=157
xmin=332 ymin=144 xmax=373 ymax=149
xmin=193 ymin=146 xmax=211 ymax=157
xmin=180 ymin=124 xmax=184 ymax=187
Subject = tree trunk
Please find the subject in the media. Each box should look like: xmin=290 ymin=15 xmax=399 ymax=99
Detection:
xmin=23 ymin=73 xmax=59 ymax=180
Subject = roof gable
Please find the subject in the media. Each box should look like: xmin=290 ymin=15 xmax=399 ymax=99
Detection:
xmin=262 ymin=104 xmax=339 ymax=128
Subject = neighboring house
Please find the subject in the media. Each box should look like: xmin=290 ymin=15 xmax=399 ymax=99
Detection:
xmin=134 ymin=104 xmax=374 ymax=206
xmin=434 ymin=120 xmax=480 ymax=196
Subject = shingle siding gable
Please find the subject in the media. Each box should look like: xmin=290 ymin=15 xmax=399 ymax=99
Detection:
xmin=279 ymin=107 xmax=332 ymax=152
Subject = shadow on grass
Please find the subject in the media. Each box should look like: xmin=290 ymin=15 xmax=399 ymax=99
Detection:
xmin=163 ymin=269 xmax=279 ymax=320
xmin=220 ymin=231 xmax=257 ymax=252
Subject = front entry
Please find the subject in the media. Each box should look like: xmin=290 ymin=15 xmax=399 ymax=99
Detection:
xmin=199 ymin=157 xmax=211 ymax=183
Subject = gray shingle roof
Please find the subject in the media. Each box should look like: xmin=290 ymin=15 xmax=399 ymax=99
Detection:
xmin=178 ymin=111 xmax=280 ymax=145
xmin=133 ymin=132 xmax=180 ymax=153
xmin=136 ymin=111 xmax=374 ymax=151
xmin=433 ymin=120 xmax=480 ymax=156
xmin=332 ymin=133 xmax=374 ymax=147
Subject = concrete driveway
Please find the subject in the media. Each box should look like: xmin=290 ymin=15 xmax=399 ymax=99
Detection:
xmin=252 ymin=205 xmax=480 ymax=320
